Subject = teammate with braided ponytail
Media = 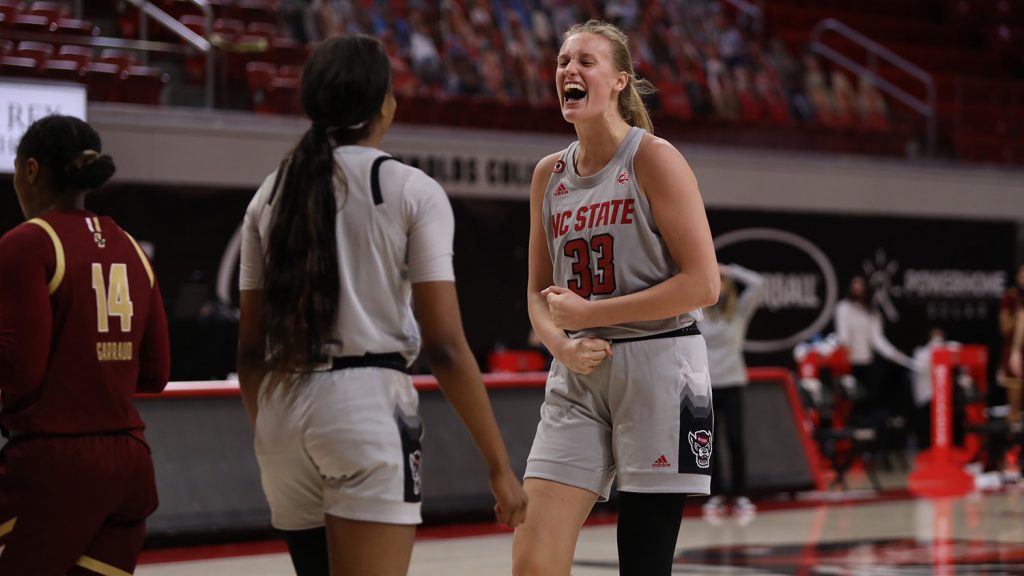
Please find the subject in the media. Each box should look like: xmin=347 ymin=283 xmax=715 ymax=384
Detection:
xmin=237 ymin=34 xmax=527 ymax=576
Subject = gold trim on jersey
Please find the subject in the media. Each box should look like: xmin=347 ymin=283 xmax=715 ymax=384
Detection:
xmin=75 ymin=555 xmax=132 ymax=576
xmin=0 ymin=516 xmax=16 ymax=538
xmin=27 ymin=218 xmax=66 ymax=295
xmin=125 ymin=233 xmax=154 ymax=288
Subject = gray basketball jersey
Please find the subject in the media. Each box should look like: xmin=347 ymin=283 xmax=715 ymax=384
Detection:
xmin=542 ymin=127 xmax=702 ymax=340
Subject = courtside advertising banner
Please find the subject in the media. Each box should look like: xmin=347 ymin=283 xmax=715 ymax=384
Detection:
xmin=0 ymin=80 xmax=88 ymax=174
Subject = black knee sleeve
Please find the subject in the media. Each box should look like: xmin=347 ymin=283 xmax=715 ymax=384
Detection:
xmin=283 ymin=527 xmax=329 ymax=576
xmin=616 ymin=491 xmax=685 ymax=576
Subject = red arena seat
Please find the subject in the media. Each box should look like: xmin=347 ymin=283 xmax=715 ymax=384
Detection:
xmin=0 ymin=56 xmax=40 ymax=78
xmin=40 ymin=58 xmax=83 ymax=82
xmin=120 ymin=65 xmax=169 ymax=105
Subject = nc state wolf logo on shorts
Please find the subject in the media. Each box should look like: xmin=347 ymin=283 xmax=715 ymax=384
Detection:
xmin=409 ymin=450 xmax=422 ymax=496
xmin=688 ymin=430 xmax=712 ymax=469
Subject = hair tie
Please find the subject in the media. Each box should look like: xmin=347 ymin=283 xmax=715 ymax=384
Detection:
xmin=67 ymin=149 xmax=100 ymax=173
xmin=79 ymin=149 xmax=100 ymax=163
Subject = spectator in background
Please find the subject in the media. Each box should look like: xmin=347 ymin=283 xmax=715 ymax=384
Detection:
xmin=769 ymin=38 xmax=815 ymax=122
xmin=530 ymin=3 xmax=555 ymax=47
xmin=713 ymin=9 xmax=748 ymax=70
xmin=409 ymin=11 xmax=444 ymax=89
xmin=803 ymin=52 xmax=835 ymax=126
xmin=384 ymin=31 xmax=419 ymax=96
xmin=857 ymin=74 xmax=890 ymax=130
xmin=1001 ymin=265 xmax=1024 ymax=436
xmin=656 ymin=62 xmax=694 ymax=120
xmin=699 ymin=264 xmax=765 ymax=517
xmin=755 ymin=65 xmax=793 ymax=124
xmin=834 ymin=275 xmax=916 ymax=413
xmin=733 ymin=67 xmax=763 ymax=122
xmin=605 ymin=0 xmax=639 ymax=29
xmin=830 ymin=70 xmax=857 ymax=129
xmin=705 ymin=43 xmax=738 ymax=119
xmin=280 ymin=0 xmax=315 ymax=42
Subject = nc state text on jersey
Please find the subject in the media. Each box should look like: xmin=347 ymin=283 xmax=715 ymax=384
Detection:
xmin=550 ymin=198 xmax=637 ymax=239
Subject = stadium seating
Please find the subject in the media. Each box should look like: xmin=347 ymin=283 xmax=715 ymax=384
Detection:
xmin=0 ymin=0 xmax=1018 ymax=165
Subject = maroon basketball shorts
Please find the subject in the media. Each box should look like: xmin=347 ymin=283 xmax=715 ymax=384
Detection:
xmin=0 ymin=433 xmax=158 ymax=576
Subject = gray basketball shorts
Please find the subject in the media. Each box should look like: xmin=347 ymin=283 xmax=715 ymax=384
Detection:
xmin=525 ymin=333 xmax=713 ymax=499
xmin=253 ymin=367 xmax=423 ymax=529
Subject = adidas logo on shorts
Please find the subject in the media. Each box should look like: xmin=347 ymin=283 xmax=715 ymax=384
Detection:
xmin=652 ymin=454 xmax=671 ymax=468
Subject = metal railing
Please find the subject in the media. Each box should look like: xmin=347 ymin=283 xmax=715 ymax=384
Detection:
xmin=722 ymin=0 xmax=765 ymax=38
xmin=809 ymin=18 xmax=937 ymax=156
xmin=126 ymin=0 xmax=215 ymax=108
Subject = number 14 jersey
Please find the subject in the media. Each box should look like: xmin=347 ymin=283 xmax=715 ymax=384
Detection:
xmin=542 ymin=127 xmax=701 ymax=340
xmin=0 ymin=210 xmax=169 ymax=438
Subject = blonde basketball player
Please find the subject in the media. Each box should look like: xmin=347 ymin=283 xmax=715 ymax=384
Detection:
xmin=513 ymin=20 xmax=719 ymax=576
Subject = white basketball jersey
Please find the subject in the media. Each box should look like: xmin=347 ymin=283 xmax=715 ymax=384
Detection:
xmin=542 ymin=127 xmax=702 ymax=340
xmin=240 ymin=145 xmax=456 ymax=365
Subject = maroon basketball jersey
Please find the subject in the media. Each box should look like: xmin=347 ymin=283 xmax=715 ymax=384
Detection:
xmin=0 ymin=210 xmax=170 ymax=437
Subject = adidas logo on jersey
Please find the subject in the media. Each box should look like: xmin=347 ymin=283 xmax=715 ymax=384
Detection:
xmin=553 ymin=182 xmax=569 ymax=196
xmin=652 ymin=454 xmax=671 ymax=468
xmin=617 ymin=170 xmax=630 ymax=185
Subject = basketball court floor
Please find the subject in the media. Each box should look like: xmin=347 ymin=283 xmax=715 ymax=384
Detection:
xmin=136 ymin=476 xmax=1024 ymax=576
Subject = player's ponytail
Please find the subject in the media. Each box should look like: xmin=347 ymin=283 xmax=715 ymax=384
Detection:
xmin=564 ymin=20 xmax=655 ymax=133
xmin=621 ymin=75 xmax=655 ymax=133
xmin=263 ymin=34 xmax=392 ymax=369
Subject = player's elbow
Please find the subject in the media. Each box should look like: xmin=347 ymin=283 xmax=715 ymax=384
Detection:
xmin=696 ymin=271 xmax=720 ymax=308
xmin=421 ymin=337 xmax=461 ymax=370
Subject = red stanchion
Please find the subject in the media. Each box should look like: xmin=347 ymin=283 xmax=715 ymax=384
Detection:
xmin=907 ymin=347 xmax=974 ymax=497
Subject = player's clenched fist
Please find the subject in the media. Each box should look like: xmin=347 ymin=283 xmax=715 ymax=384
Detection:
xmin=556 ymin=336 xmax=611 ymax=375
xmin=542 ymin=285 xmax=592 ymax=331
xmin=490 ymin=467 xmax=528 ymax=528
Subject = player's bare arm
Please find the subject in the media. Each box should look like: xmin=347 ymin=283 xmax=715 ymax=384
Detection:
xmin=527 ymin=152 xmax=611 ymax=374
xmin=412 ymin=280 xmax=528 ymax=528
xmin=237 ymin=289 xmax=268 ymax=424
xmin=1010 ymin=306 xmax=1024 ymax=377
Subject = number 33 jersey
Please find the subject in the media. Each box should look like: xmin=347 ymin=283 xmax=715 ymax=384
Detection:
xmin=542 ymin=126 xmax=702 ymax=340
xmin=0 ymin=210 xmax=170 ymax=438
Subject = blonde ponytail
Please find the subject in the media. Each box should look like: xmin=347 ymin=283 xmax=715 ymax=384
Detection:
xmin=621 ymin=75 xmax=655 ymax=133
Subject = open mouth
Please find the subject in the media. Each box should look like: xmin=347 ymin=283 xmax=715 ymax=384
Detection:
xmin=563 ymin=82 xmax=587 ymax=104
